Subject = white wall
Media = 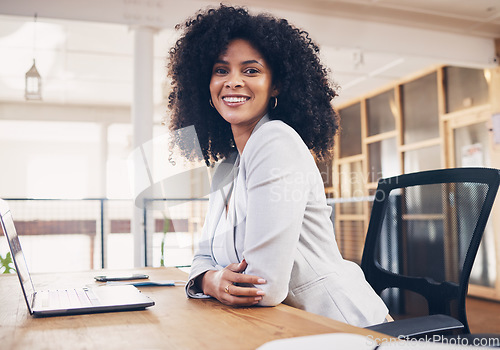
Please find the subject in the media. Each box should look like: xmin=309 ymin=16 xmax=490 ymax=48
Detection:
xmin=0 ymin=120 xmax=102 ymax=198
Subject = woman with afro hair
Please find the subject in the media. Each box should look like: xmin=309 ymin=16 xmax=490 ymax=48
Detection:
xmin=168 ymin=5 xmax=388 ymax=327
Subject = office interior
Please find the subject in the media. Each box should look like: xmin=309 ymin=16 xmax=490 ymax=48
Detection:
xmin=1 ymin=0 xmax=500 ymax=317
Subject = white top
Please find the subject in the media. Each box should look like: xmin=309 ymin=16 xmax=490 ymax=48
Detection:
xmin=185 ymin=115 xmax=388 ymax=327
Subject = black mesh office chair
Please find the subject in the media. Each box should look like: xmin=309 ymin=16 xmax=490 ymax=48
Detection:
xmin=361 ymin=167 xmax=500 ymax=341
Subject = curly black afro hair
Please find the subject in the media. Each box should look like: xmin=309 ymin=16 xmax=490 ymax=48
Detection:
xmin=167 ymin=4 xmax=339 ymax=166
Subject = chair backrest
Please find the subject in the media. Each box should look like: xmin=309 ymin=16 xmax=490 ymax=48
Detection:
xmin=361 ymin=168 xmax=500 ymax=333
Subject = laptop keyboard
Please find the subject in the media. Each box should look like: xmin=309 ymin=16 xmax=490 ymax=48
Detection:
xmin=41 ymin=287 xmax=101 ymax=308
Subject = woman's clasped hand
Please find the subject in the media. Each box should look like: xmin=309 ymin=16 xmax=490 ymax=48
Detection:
xmin=200 ymin=259 xmax=266 ymax=307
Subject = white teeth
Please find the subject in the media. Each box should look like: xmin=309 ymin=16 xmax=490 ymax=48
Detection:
xmin=223 ymin=96 xmax=248 ymax=103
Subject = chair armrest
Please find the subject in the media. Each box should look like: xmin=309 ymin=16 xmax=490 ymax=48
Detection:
xmin=365 ymin=314 xmax=464 ymax=338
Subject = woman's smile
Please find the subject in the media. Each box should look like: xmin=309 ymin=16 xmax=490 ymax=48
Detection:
xmin=222 ymin=95 xmax=250 ymax=106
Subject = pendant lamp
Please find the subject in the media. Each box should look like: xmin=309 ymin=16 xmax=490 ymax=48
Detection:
xmin=25 ymin=13 xmax=42 ymax=101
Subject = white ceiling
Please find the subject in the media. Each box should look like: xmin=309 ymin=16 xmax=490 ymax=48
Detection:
xmin=1 ymin=0 xmax=500 ymax=113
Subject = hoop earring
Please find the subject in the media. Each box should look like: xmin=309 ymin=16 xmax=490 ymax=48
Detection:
xmin=209 ymin=99 xmax=214 ymax=108
xmin=271 ymin=96 xmax=278 ymax=109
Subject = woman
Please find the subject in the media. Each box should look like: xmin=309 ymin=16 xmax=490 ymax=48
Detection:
xmin=167 ymin=5 xmax=388 ymax=327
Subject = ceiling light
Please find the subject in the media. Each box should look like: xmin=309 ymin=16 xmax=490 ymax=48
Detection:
xmin=25 ymin=13 xmax=42 ymax=101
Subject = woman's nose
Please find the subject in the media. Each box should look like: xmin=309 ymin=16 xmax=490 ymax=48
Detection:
xmin=225 ymin=72 xmax=244 ymax=88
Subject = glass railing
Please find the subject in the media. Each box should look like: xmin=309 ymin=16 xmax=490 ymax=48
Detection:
xmin=0 ymin=198 xmax=208 ymax=273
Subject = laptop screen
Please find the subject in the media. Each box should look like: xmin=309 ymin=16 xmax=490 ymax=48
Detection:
xmin=0 ymin=200 xmax=36 ymax=312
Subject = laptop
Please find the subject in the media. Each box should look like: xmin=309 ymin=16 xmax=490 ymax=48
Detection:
xmin=0 ymin=199 xmax=155 ymax=317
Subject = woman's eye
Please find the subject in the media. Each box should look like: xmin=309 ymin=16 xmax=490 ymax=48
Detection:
xmin=214 ymin=67 xmax=227 ymax=74
xmin=245 ymin=68 xmax=259 ymax=74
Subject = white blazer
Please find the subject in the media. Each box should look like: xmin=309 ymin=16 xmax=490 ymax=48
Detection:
xmin=185 ymin=116 xmax=388 ymax=327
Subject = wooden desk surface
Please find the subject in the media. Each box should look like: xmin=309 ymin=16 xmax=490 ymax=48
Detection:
xmin=0 ymin=267 xmax=386 ymax=349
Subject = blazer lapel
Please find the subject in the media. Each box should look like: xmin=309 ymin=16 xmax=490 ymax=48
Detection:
xmin=224 ymin=166 xmax=240 ymax=263
xmin=207 ymin=155 xmax=238 ymax=264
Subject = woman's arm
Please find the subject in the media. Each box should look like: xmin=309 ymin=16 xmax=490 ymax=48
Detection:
xmin=184 ymin=219 xmax=220 ymax=298
xmin=241 ymin=122 xmax=313 ymax=306
xmin=185 ymin=155 xmax=267 ymax=303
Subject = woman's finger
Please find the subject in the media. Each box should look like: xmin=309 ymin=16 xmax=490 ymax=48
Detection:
xmin=231 ymin=272 xmax=266 ymax=285
xmin=222 ymin=292 xmax=263 ymax=306
xmin=226 ymin=284 xmax=265 ymax=297
xmin=226 ymin=259 xmax=247 ymax=273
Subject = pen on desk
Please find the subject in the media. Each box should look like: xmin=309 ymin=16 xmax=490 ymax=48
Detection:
xmin=104 ymin=280 xmax=187 ymax=287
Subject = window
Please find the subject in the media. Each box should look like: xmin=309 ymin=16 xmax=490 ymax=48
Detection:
xmin=368 ymin=138 xmax=399 ymax=180
xmin=339 ymin=103 xmax=362 ymax=157
xmin=445 ymin=67 xmax=489 ymax=113
xmin=401 ymin=73 xmax=439 ymax=144
xmin=404 ymin=145 xmax=441 ymax=173
xmin=366 ymin=89 xmax=396 ymax=136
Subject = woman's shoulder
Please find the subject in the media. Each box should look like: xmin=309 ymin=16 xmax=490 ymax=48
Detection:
xmin=249 ymin=119 xmax=306 ymax=151
xmin=242 ymin=119 xmax=312 ymax=167
xmin=258 ymin=119 xmax=300 ymax=136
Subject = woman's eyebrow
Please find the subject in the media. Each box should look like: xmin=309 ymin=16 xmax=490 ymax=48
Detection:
xmin=242 ymin=59 xmax=264 ymax=67
xmin=213 ymin=59 xmax=264 ymax=67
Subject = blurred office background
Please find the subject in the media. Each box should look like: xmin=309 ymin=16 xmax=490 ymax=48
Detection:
xmin=2 ymin=0 xmax=500 ymax=302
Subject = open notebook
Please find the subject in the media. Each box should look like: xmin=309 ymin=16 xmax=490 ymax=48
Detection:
xmin=0 ymin=199 xmax=154 ymax=317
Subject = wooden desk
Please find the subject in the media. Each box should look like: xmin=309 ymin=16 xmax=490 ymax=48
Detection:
xmin=0 ymin=268 xmax=386 ymax=349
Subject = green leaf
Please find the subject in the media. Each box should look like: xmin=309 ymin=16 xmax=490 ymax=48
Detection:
xmin=0 ymin=252 xmax=15 ymax=274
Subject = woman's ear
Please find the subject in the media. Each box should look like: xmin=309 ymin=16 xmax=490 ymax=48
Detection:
xmin=271 ymin=85 xmax=280 ymax=97
xmin=271 ymin=78 xmax=281 ymax=97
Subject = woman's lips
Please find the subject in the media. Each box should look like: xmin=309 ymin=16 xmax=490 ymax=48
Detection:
xmin=222 ymin=96 xmax=250 ymax=106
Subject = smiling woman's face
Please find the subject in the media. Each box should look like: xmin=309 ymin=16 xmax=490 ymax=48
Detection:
xmin=209 ymin=39 xmax=278 ymax=129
